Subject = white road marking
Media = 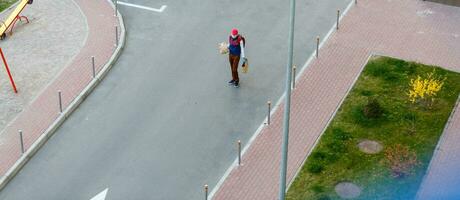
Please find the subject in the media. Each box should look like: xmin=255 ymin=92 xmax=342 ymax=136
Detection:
xmin=117 ymin=1 xmax=167 ymax=13
xmin=90 ymin=188 xmax=108 ymax=200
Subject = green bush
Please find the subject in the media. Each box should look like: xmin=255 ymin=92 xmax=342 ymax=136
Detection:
xmin=351 ymin=104 xmax=386 ymax=127
xmin=363 ymin=98 xmax=384 ymax=119
xmin=307 ymin=161 xmax=324 ymax=174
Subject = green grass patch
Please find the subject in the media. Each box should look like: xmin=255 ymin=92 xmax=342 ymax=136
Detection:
xmin=286 ymin=56 xmax=460 ymax=200
xmin=0 ymin=0 xmax=18 ymax=13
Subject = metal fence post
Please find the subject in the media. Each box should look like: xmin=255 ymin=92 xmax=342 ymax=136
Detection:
xmin=238 ymin=140 xmax=242 ymax=165
xmin=204 ymin=184 xmax=208 ymax=200
xmin=337 ymin=10 xmax=340 ymax=30
xmin=91 ymin=56 xmax=96 ymax=78
xmin=58 ymin=90 xmax=62 ymax=113
xmin=292 ymin=65 xmax=297 ymax=89
xmin=267 ymin=101 xmax=271 ymax=125
xmin=316 ymin=36 xmax=320 ymax=58
xmin=115 ymin=26 xmax=119 ymax=46
xmin=114 ymin=0 xmax=118 ymax=16
xmin=19 ymin=130 xmax=24 ymax=154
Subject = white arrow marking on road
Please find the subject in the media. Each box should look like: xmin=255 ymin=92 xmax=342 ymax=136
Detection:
xmin=117 ymin=1 xmax=167 ymax=13
xmin=90 ymin=188 xmax=108 ymax=200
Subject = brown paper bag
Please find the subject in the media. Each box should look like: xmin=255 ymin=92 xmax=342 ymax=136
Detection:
xmin=242 ymin=59 xmax=249 ymax=73
xmin=219 ymin=42 xmax=229 ymax=54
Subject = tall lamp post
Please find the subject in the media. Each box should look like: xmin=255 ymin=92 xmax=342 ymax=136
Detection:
xmin=279 ymin=0 xmax=296 ymax=199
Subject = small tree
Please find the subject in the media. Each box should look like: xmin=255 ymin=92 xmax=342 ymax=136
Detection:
xmin=408 ymin=71 xmax=446 ymax=108
xmin=406 ymin=71 xmax=445 ymax=133
xmin=384 ymin=144 xmax=419 ymax=178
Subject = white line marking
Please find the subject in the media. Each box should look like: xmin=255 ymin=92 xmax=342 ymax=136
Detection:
xmin=90 ymin=188 xmax=108 ymax=200
xmin=117 ymin=1 xmax=167 ymax=13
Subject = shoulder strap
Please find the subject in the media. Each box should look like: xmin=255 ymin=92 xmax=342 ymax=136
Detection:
xmin=239 ymin=35 xmax=245 ymax=47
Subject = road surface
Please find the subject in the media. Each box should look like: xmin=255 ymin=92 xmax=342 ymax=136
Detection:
xmin=0 ymin=0 xmax=349 ymax=199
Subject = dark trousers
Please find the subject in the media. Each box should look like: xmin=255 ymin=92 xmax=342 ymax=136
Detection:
xmin=229 ymin=54 xmax=240 ymax=83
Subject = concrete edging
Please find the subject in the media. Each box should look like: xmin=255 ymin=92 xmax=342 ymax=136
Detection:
xmin=0 ymin=0 xmax=126 ymax=191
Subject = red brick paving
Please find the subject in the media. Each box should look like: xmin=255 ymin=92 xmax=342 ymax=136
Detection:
xmin=212 ymin=0 xmax=460 ymax=199
xmin=0 ymin=0 xmax=119 ymax=177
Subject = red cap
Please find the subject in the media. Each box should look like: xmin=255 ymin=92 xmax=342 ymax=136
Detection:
xmin=231 ymin=28 xmax=238 ymax=36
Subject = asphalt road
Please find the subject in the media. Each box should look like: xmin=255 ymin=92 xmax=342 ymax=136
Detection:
xmin=0 ymin=0 xmax=349 ymax=199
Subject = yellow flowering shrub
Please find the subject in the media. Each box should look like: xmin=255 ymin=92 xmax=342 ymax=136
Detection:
xmin=408 ymin=72 xmax=445 ymax=105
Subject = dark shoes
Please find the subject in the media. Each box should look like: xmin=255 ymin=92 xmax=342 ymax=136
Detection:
xmin=228 ymin=80 xmax=240 ymax=88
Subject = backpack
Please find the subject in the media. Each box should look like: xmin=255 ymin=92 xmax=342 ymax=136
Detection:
xmin=239 ymin=35 xmax=246 ymax=47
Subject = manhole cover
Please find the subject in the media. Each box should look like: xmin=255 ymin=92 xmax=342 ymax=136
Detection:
xmin=358 ymin=140 xmax=383 ymax=154
xmin=335 ymin=182 xmax=362 ymax=199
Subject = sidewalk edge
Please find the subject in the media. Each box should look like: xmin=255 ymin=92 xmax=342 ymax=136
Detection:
xmin=0 ymin=1 xmax=126 ymax=191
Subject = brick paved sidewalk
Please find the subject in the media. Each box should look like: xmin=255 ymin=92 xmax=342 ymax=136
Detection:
xmin=0 ymin=0 xmax=120 ymax=179
xmin=212 ymin=0 xmax=460 ymax=199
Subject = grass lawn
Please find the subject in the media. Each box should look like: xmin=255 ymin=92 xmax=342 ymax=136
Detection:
xmin=0 ymin=0 xmax=18 ymax=13
xmin=286 ymin=56 xmax=460 ymax=200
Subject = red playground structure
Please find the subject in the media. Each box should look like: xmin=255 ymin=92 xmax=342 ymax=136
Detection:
xmin=0 ymin=48 xmax=17 ymax=93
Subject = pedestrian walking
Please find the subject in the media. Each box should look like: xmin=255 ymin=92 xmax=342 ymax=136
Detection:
xmin=227 ymin=28 xmax=246 ymax=88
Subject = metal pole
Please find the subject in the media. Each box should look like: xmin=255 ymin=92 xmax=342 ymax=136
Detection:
xmin=0 ymin=48 xmax=17 ymax=93
xmin=19 ymin=130 xmax=24 ymax=154
xmin=267 ymin=101 xmax=271 ymax=125
xmin=115 ymin=26 xmax=119 ymax=46
xmin=279 ymin=0 xmax=295 ymax=199
xmin=355 ymin=0 xmax=357 ymax=4
xmin=316 ymin=36 xmax=319 ymax=58
xmin=238 ymin=140 xmax=241 ymax=166
xmin=91 ymin=56 xmax=96 ymax=78
xmin=292 ymin=65 xmax=297 ymax=89
xmin=114 ymin=0 xmax=118 ymax=16
xmin=337 ymin=10 xmax=340 ymax=30
xmin=204 ymin=184 xmax=208 ymax=200
xmin=58 ymin=90 xmax=63 ymax=113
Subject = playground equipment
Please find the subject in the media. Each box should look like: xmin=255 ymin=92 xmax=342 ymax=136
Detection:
xmin=0 ymin=0 xmax=33 ymax=40
xmin=0 ymin=48 xmax=17 ymax=93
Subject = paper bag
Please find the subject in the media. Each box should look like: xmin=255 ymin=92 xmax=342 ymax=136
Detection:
xmin=219 ymin=42 xmax=229 ymax=54
xmin=242 ymin=59 xmax=249 ymax=73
